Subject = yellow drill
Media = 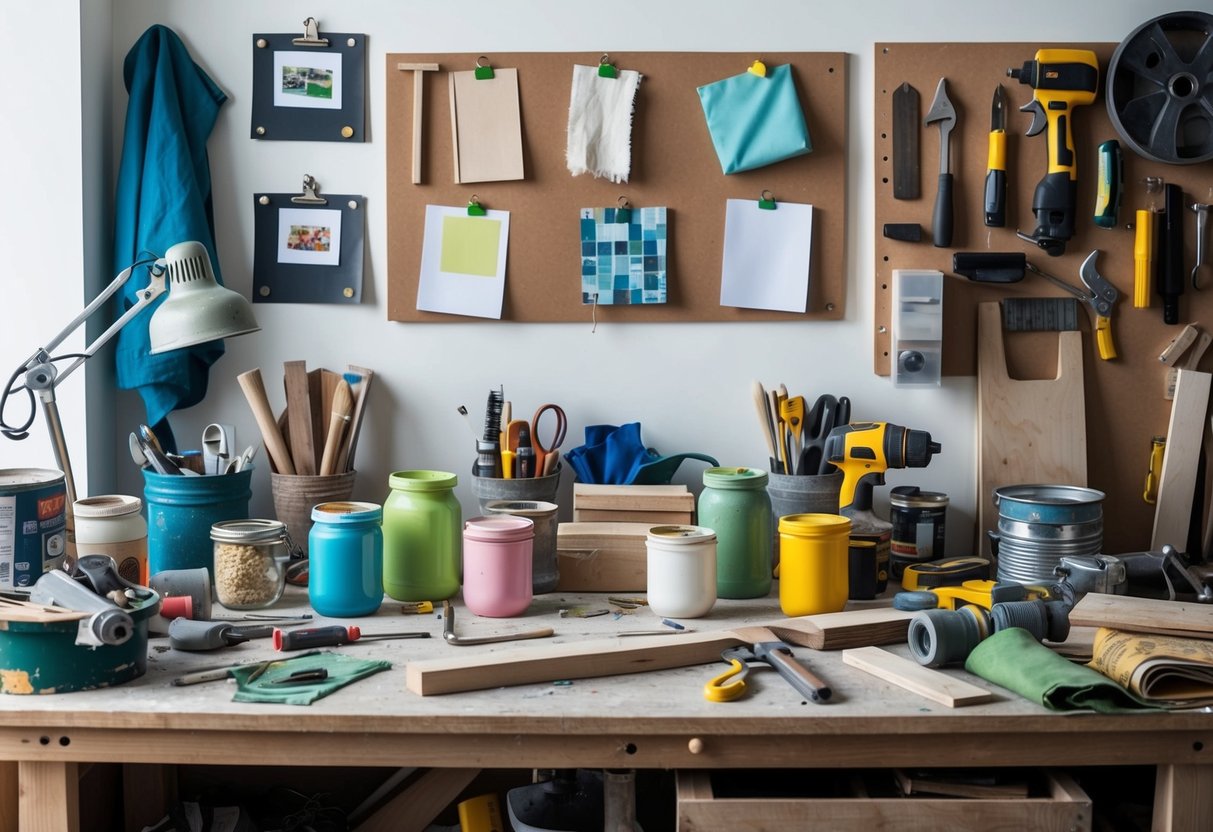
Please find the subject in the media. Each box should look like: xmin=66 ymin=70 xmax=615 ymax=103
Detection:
xmin=1008 ymin=49 xmax=1099 ymax=257
xmin=822 ymin=421 xmax=942 ymax=517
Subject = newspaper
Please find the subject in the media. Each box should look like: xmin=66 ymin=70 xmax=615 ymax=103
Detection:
xmin=1088 ymin=628 xmax=1213 ymax=709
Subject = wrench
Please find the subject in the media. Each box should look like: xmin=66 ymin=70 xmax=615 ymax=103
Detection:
xmin=923 ymin=78 xmax=957 ymax=247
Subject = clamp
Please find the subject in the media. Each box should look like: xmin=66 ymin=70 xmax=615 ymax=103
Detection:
xmin=1025 ymin=251 xmax=1119 ymax=360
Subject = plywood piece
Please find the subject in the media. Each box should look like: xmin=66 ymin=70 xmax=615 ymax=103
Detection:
xmin=356 ymin=767 xmax=480 ymax=832
xmin=386 ymin=51 xmax=848 ymax=323
xmin=573 ymin=483 xmax=694 ymax=511
xmin=405 ymin=609 xmax=913 ymax=695
xmin=842 ymin=646 xmax=994 ymax=707
xmin=977 ymin=301 xmax=1086 ymax=550
xmin=1151 ymin=369 xmax=1212 ymax=550
xmin=449 ymin=68 xmax=524 ymax=184
xmin=556 ymin=520 xmax=650 ymax=591
xmin=1068 ymin=593 xmax=1213 ymax=640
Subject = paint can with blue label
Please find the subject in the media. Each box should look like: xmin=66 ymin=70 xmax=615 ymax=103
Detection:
xmin=0 ymin=468 xmax=68 ymax=593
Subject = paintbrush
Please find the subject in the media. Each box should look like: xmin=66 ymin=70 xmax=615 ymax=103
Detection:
xmin=318 ymin=379 xmax=353 ymax=476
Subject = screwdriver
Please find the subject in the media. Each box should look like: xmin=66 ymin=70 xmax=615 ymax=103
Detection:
xmin=273 ymin=625 xmax=431 ymax=651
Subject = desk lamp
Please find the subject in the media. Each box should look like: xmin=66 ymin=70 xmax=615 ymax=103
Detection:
xmin=2 ymin=240 xmax=260 ymax=509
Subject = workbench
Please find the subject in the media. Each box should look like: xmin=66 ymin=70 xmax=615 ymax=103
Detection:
xmin=1 ymin=587 xmax=1210 ymax=831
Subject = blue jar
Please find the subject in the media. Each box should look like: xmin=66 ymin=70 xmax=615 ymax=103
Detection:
xmin=308 ymin=501 xmax=384 ymax=617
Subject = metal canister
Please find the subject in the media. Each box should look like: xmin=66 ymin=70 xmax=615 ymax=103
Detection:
xmin=0 ymin=468 xmax=68 ymax=593
xmin=991 ymin=484 xmax=1104 ymax=585
xmin=890 ymin=486 xmax=948 ymax=577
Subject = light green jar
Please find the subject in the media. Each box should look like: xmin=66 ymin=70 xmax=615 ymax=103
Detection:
xmin=698 ymin=467 xmax=772 ymax=599
xmin=382 ymin=470 xmax=461 ymax=601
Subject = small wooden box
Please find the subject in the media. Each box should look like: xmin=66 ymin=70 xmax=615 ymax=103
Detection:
xmin=572 ymin=484 xmax=695 ymax=525
xmin=676 ymin=769 xmax=1091 ymax=832
xmin=555 ymin=522 xmax=651 ymax=592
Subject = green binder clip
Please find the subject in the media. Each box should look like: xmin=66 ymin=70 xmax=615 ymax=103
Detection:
xmin=467 ymin=195 xmax=487 ymax=216
xmin=474 ymin=56 xmax=495 ymax=80
xmin=598 ymin=53 xmax=618 ymax=79
xmin=758 ymin=190 xmax=777 ymax=210
xmin=615 ymin=196 xmax=631 ymax=223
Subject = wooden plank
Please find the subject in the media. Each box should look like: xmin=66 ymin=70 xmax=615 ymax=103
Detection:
xmin=355 ymin=767 xmax=480 ymax=832
xmin=396 ymin=62 xmax=439 ymax=185
xmin=842 ymin=646 xmax=994 ymax=708
xmin=1153 ymin=764 xmax=1213 ymax=832
xmin=405 ymin=610 xmax=913 ymax=695
xmin=573 ymin=483 xmax=694 ymax=511
xmin=573 ymin=508 xmax=693 ymax=524
xmin=283 ymin=360 xmax=316 ymax=475
xmin=977 ymin=301 xmax=1086 ymax=553
xmin=1151 ymin=369 xmax=1212 ymax=550
xmin=0 ymin=762 xmax=15 ymax=832
xmin=18 ymin=761 xmax=78 ymax=832
xmin=1068 ymin=593 xmax=1213 ymax=639
xmin=556 ymin=521 xmax=650 ymax=591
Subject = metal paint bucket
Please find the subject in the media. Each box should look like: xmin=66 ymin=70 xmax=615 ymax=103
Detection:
xmin=991 ymin=485 xmax=1105 ymax=585
xmin=0 ymin=468 xmax=68 ymax=594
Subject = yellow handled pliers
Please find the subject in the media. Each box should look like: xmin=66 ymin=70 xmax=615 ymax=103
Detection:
xmin=703 ymin=647 xmax=751 ymax=702
xmin=1025 ymin=250 xmax=1119 ymax=360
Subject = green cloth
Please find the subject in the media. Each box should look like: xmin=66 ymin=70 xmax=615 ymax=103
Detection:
xmin=231 ymin=651 xmax=390 ymax=706
xmin=964 ymin=627 xmax=1159 ymax=713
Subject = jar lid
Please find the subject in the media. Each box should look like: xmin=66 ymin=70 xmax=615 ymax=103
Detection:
xmin=483 ymin=499 xmax=558 ymax=517
xmin=703 ymin=466 xmax=768 ymax=489
xmin=778 ymin=513 xmax=852 ymax=537
xmin=647 ymin=524 xmax=716 ymax=544
xmin=889 ymin=486 xmax=949 ymax=508
xmin=74 ymin=494 xmax=142 ymax=518
xmin=311 ymin=501 xmax=382 ymax=523
xmin=464 ymin=514 xmax=534 ymax=542
xmin=389 ymin=470 xmax=457 ymax=492
xmin=210 ymin=518 xmax=287 ymax=544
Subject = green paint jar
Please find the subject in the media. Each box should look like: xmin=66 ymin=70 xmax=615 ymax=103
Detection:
xmin=382 ymin=470 xmax=461 ymax=601
xmin=698 ymin=466 xmax=772 ymax=599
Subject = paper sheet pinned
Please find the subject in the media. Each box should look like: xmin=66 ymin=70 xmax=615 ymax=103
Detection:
xmin=450 ymin=68 xmax=525 ymax=183
xmin=417 ymin=204 xmax=510 ymax=318
xmin=719 ymin=198 xmax=813 ymax=312
xmin=566 ymin=64 xmax=642 ymax=183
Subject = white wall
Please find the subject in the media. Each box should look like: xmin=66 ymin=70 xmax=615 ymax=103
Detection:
xmin=10 ymin=1 xmax=1169 ymax=555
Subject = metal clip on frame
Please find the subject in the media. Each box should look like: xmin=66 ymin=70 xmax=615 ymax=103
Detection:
xmin=293 ymin=17 xmax=329 ymax=48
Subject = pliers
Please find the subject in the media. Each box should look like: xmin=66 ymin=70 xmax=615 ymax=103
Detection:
xmin=703 ymin=643 xmax=832 ymax=703
xmin=1025 ymin=250 xmax=1119 ymax=360
xmin=703 ymin=647 xmax=752 ymax=702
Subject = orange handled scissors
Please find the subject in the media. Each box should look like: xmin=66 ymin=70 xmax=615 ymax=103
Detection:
xmin=530 ymin=404 xmax=567 ymax=477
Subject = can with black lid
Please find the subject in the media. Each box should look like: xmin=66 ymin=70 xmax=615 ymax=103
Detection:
xmin=889 ymin=486 xmax=948 ymax=578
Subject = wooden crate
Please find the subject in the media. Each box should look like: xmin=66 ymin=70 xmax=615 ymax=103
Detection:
xmin=676 ymin=769 xmax=1091 ymax=832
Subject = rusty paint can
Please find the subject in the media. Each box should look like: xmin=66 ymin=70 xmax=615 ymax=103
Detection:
xmin=0 ymin=468 xmax=68 ymax=594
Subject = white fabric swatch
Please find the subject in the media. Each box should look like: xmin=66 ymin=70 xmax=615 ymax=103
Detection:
xmin=566 ymin=64 xmax=642 ymax=183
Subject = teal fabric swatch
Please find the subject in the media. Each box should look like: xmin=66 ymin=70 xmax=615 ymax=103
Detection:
xmin=231 ymin=651 xmax=391 ymax=706
xmin=697 ymin=64 xmax=812 ymax=174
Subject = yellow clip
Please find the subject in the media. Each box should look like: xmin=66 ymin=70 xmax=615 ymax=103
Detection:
xmin=399 ymin=601 xmax=434 ymax=615
xmin=748 ymin=59 xmax=767 ymax=78
xmin=704 ymin=657 xmax=749 ymax=702
xmin=1144 ymin=436 xmax=1165 ymax=504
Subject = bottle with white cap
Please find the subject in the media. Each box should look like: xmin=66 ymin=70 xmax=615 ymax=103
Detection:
xmin=73 ymin=495 xmax=148 ymax=586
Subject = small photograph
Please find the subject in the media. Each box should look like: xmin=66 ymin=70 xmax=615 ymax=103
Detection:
xmin=273 ymin=50 xmax=342 ymax=110
xmin=278 ymin=207 xmax=341 ymax=266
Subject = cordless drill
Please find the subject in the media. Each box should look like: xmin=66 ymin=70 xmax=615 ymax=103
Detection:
xmin=822 ymin=422 xmax=942 ymax=517
xmin=1008 ymin=49 xmax=1099 ymax=257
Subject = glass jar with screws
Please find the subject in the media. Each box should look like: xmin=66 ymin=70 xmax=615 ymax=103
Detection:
xmin=209 ymin=519 xmax=290 ymax=610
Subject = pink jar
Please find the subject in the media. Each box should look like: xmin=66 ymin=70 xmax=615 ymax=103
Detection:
xmin=462 ymin=515 xmax=534 ymax=617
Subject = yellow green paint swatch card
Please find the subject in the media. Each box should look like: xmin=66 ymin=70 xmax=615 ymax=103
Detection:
xmin=417 ymin=204 xmax=510 ymax=318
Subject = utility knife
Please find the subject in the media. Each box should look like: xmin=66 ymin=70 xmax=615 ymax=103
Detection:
xmin=984 ymin=85 xmax=1007 ymax=227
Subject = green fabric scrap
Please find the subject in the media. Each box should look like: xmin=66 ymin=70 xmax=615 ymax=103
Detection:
xmin=231 ymin=651 xmax=391 ymax=706
xmin=964 ymin=627 xmax=1159 ymax=713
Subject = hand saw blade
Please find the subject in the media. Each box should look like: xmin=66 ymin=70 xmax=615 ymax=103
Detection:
xmin=892 ymin=82 xmax=920 ymax=200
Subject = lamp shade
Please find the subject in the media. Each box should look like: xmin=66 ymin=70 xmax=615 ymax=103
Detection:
xmin=148 ymin=241 xmax=260 ymax=354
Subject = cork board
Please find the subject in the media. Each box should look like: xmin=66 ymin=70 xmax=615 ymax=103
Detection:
xmin=875 ymin=42 xmax=1213 ymax=553
xmin=386 ymin=52 xmax=847 ymax=323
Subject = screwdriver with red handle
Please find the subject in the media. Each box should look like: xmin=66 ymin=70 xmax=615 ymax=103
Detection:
xmin=273 ymin=625 xmax=430 ymax=651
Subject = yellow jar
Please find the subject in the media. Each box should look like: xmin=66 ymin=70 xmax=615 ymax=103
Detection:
xmin=778 ymin=513 xmax=852 ymax=616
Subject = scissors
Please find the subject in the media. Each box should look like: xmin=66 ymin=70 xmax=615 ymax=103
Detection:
xmin=530 ymin=404 xmax=567 ymax=477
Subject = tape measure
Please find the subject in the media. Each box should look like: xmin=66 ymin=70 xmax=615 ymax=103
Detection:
xmin=901 ymin=557 xmax=991 ymax=590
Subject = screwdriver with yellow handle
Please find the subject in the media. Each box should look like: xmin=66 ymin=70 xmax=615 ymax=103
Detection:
xmin=1134 ymin=209 xmax=1155 ymax=308
xmin=1143 ymin=436 xmax=1165 ymax=505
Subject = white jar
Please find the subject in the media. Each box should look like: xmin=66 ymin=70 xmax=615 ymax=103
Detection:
xmin=73 ymin=495 xmax=148 ymax=586
xmin=645 ymin=525 xmax=717 ymax=619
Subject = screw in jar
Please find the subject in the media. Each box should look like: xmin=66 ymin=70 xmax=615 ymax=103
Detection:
xmin=209 ymin=519 xmax=289 ymax=610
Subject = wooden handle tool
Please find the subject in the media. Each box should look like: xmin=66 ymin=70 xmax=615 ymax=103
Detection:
xmin=236 ymin=369 xmax=296 ymax=475
xmin=318 ymin=379 xmax=353 ymax=476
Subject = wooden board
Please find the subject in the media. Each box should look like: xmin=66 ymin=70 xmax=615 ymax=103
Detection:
xmin=572 ymin=508 xmax=692 ymax=524
xmin=1151 ymin=369 xmax=1212 ymax=550
xmin=572 ymin=483 xmax=694 ymax=511
xmin=386 ymin=52 xmax=847 ymax=323
xmin=405 ymin=609 xmax=913 ymax=695
xmin=556 ymin=521 xmax=650 ymax=591
xmin=875 ymin=41 xmax=1213 ymax=556
xmin=977 ymin=301 xmax=1087 ymax=552
xmin=282 ymin=360 xmax=315 ymax=475
xmin=1068 ymin=593 xmax=1213 ymax=640
xmin=841 ymin=646 xmax=994 ymax=708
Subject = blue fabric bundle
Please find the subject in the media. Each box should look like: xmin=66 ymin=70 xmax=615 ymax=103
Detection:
xmin=564 ymin=423 xmax=718 ymax=485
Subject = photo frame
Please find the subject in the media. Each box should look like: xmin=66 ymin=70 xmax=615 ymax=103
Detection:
xmin=253 ymin=177 xmax=366 ymax=304
xmin=251 ymin=18 xmax=367 ymax=142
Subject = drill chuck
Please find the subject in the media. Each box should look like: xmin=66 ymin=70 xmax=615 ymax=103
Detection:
xmin=902 ymin=428 xmax=942 ymax=468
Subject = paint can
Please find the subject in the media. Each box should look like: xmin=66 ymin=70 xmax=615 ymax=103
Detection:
xmin=890 ymin=486 xmax=949 ymax=576
xmin=0 ymin=468 xmax=68 ymax=594
xmin=991 ymin=484 xmax=1104 ymax=585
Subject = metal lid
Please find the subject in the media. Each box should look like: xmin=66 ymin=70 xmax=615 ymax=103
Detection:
xmin=484 ymin=500 xmax=558 ymax=517
xmin=778 ymin=513 xmax=852 ymax=537
xmin=0 ymin=468 xmax=65 ymax=488
xmin=388 ymin=470 xmax=457 ymax=492
xmin=992 ymin=484 xmax=1105 ymax=506
xmin=647 ymin=525 xmax=716 ymax=544
xmin=210 ymin=518 xmax=287 ymax=544
xmin=74 ymin=494 xmax=142 ymax=518
xmin=703 ymin=466 xmax=769 ymax=489
xmin=464 ymin=514 xmax=534 ymax=542
xmin=890 ymin=486 xmax=948 ymax=508
xmin=311 ymin=501 xmax=382 ymax=523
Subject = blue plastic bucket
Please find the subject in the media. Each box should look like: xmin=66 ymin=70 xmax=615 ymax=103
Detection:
xmin=144 ymin=468 xmax=253 ymax=576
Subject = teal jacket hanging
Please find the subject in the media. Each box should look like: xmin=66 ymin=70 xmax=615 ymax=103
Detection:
xmin=113 ymin=25 xmax=227 ymax=443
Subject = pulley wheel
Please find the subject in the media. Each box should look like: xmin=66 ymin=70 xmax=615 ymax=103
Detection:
xmin=1106 ymin=10 xmax=1213 ymax=164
